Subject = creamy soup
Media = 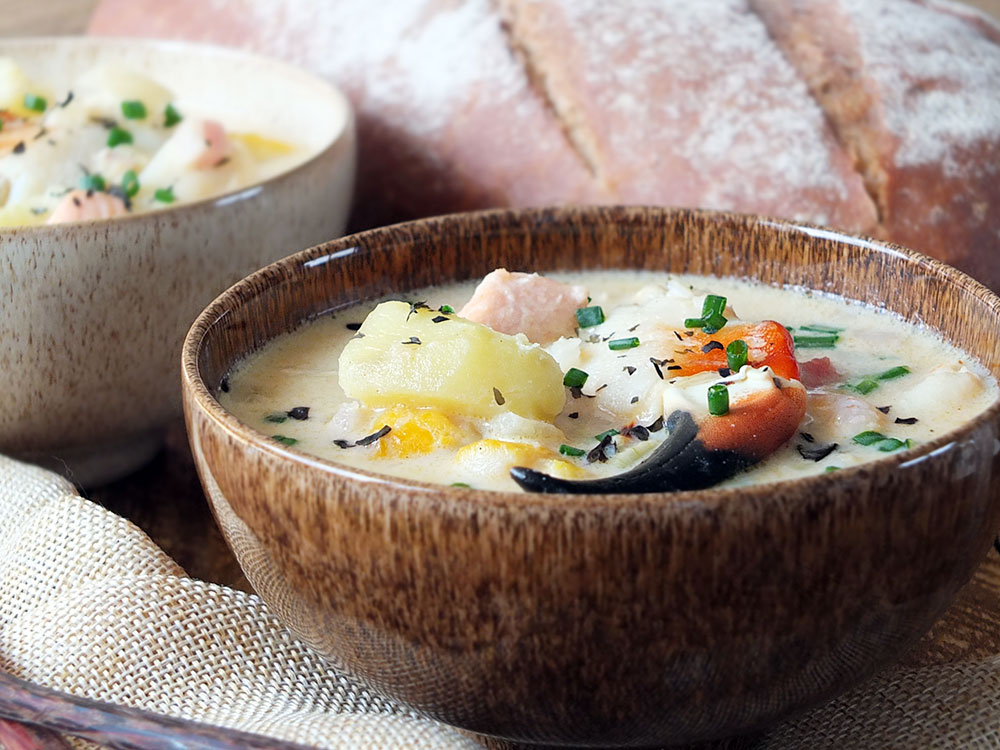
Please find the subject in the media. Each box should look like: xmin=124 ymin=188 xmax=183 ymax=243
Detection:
xmin=221 ymin=270 xmax=998 ymax=493
xmin=0 ymin=59 xmax=304 ymax=226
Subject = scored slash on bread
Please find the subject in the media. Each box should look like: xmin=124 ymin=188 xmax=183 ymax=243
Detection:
xmin=497 ymin=0 xmax=878 ymax=233
xmin=88 ymin=0 xmax=1000 ymax=291
xmin=751 ymin=0 xmax=1000 ymax=293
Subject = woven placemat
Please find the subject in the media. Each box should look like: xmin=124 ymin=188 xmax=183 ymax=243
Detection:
xmin=2 ymin=450 xmax=999 ymax=749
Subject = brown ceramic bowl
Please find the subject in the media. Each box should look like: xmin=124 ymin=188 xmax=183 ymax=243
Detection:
xmin=0 ymin=37 xmax=355 ymax=486
xmin=182 ymin=207 xmax=1000 ymax=747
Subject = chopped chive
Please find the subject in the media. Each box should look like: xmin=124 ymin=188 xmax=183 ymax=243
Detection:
xmin=877 ymin=438 xmax=911 ymax=452
xmin=703 ymin=295 xmax=727 ymax=316
xmin=701 ymin=311 xmax=727 ymax=334
xmin=563 ymin=367 xmax=589 ymax=388
xmin=684 ymin=295 xmax=729 ymax=334
xmin=824 ymin=466 xmax=841 ymax=473
xmin=576 ymin=305 xmax=605 ymax=328
xmin=163 ymin=103 xmax=182 ymax=127
xmin=726 ymin=339 xmax=748 ymax=372
xmin=608 ymin=336 xmax=640 ymax=350
xmin=121 ymin=169 xmax=140 ymax=198
xmin=849 ymin=377 xmax=880 ymax=395
xmin=23 ymin=93 xmax=47 ymax=112
xmin=594 ymin=429 xmax=619 ymax=441
xmin=106 ymin=125 xmax=133 ymax=148
xmin=120 ymin=100 xmax=147 ymax=119
xmin=559 ymin=444 xmax=586 ymax=457
xmin=847 ymin=365 xmax=910 ymax=394
xmin=80 ymin=173 xmax=106 ymax=192
xmin=439 ymin=304 xmax=454 ymax=314
xmin=708 ymin=383 xmax=729 ymax=416
xmin=852 ymin=430 xmax=888 ymax=446
xmin=154 ymin=186 xmax=175 ymax=203
xmin=800 ymin=324 xmax=843 ymax=334
xmin=794 ymin=334 xmax=839 ymax=348
xmin=272 ymin=435 xmax=298 ymax=446
xmin=264 ymin=412 xmax=288 ymax=424
xmin=876 ymin=365 xmax=911 ymax=381
xmin=450 ymin=482 xmax=471 ymax=488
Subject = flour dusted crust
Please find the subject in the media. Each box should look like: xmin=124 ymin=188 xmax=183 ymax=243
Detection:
xmin=498 ymin=0 xmax=877 ymax=231
xmin=751 ymin=0 xmax=1000 ymax=291
xmin=89 ymin=0 xmax=1000 ymax=289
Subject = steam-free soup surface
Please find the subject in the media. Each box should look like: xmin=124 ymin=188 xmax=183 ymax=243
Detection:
xmin=221 ymin=271 xmax=997 ymax=492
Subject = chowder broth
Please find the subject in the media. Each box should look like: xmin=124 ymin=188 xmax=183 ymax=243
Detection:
xmin=0 ymin=59 xmax=304 ymax=226
xmin=220 ymin=271 xmax=998 ymax=492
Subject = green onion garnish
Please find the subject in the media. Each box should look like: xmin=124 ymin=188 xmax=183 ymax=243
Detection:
xmin=608 ymin=336 xmax=640 ymax=350
xmin=684 ymin=294 xmax=728 ymax=334
xmin=120 ymin=100 xmax=147 ymax=119
xmin=264 ymin=413 xmax=288 ymax=424
xmin=439 ymin=304 xmax=454 ymax=314
xmin=877 ymin=438 xmax=911 ymax=452
xmin=80 ymin=173 xmax=106 ymax=192
xmin=576 ymin=305 xmax=605 ymax=328
xmin=847 ymin=365 xmax=911 ymax=394
xmin=121 ymin=169 xmax=140 ymax=198
xmin=799 ymin=324 xmax=843 ymax=334
xmin=272 ymin=435 xmax=298 ymax=446
xmin=559 ymin=444 xmax=586 ymax=457
xmin=594 ymin=429 xmax=619 ymax=441
xmin=450 ymin=482 xmax=471 ymax=488
xmin=793 ymin=334 xmax=840 ymax=349
xmin=726 ymin=339 xmax=748 ymax=371
xmin=154 ymin=186 xmax=175 ymax=203
xmin=876 ymin=365 xmax=911 ymax=380
xmin=703 ymin=294 xmax=727 ymax=316
xmin=23 ymin=93 xmax=47 ymax=112
xmin=163 ymin=103 xmax=182 ymax=127
xmin=852 ymin=430 xmax=888 ymax=446
xmin=852 ymin=431 xmax=912 ymax=452
xmin=824 ymin=466 xmax=841 ymax=473
xmin=563 ymin=368 xmax=589 ymax=388
xmin=708 ymin=383 xmax=729 ymax=416
xmin=850 ymin=377 xmax=879 ymax=395
xmin=106 ymin=126 xmax=133 ymax=148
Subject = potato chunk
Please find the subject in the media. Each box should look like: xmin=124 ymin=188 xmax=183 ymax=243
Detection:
xmin=340 ymin=301 xmax=565 ymax=420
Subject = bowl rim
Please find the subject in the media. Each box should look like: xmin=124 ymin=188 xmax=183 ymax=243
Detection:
xmin=181 ymin=205 xmax=1000 ymax=511
xmin=0 ymin=35 xmax=354 ymax=234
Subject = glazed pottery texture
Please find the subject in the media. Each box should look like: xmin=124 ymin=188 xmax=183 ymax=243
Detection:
xmin=0 ymin=37 xmax=355 ymax=485
xmin=182 ymin=207 xmax=1000 ymax=747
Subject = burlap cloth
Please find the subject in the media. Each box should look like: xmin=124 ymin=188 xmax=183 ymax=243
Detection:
xmin=1 ymin=453 xmax=998 ymax=749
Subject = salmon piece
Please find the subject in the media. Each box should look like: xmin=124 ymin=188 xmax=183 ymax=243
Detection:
xmin=192 ymin=119 xmax=233 ymax=169
xmin=46 ymin=189 xmax=129 ymax=224
xmin=664 ymin=321 xmax=801 ymax=381
xmin=798 ymin=356 xmax=840 ymax=389
xmin=459 ymin=269 xmax=588 ymax=344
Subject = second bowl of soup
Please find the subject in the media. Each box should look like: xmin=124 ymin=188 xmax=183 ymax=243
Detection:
xmin=183 ymin=206 xmax=1000 ymax=747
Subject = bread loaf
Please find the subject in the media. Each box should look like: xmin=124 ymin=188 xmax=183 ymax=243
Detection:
xmin=88 ymin=0 xmax=1000 ymax=291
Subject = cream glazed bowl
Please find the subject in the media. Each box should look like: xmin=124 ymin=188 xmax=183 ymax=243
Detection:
xmin=0 ymin=37 xmax=355 ymax=485
xmin=183 ymin=207 xmax=1000 ymax=747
